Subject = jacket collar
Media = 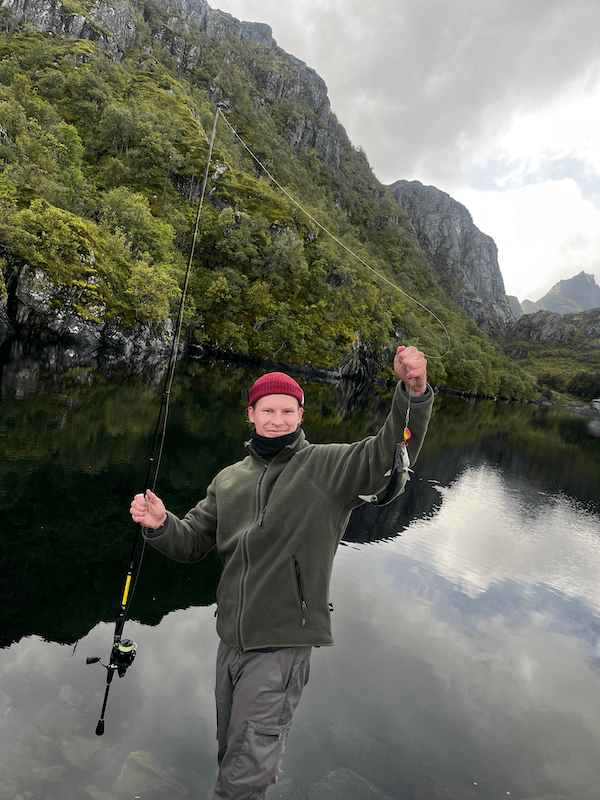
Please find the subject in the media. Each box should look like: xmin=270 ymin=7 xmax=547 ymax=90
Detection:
xmin=245 ymin=428 xmax=308 ymax=461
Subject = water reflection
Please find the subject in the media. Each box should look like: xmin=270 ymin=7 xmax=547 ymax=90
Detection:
xmin=2 ymin=346 xmax=600 ymax=799
xmin=398 ymin=466 xmax=600 ymax=608
xmin=292 ymin=469 xmax=600 ymax=800
xmin=588 ymin=418 xmax=600 ymax=438
xmin=2 ymin=464 xmax=599 ymax=799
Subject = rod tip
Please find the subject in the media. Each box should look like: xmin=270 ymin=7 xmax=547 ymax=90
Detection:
xmin=95 ymin=720 xmax=105 ymax=736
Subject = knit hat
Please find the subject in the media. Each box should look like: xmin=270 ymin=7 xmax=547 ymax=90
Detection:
xmin=248 ymin=372 xmax=305 ymax=406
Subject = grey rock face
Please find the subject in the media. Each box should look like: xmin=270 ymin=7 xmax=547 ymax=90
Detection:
xmin=161 ymin=0 xmax=212 ymax=33
xmin=250 ymin=51 xmax=338 ymax=167
xmin=558 ymin=271 xmax=600 ymax=310
xmin=389 ymin=179 xmax=515 ymax=335
xmin=508 ymin=307 xmax=600 ymax=347
xmin=209 ymin=8 xmax=275 ymax=47
xmin=1 ymin=0 xmax=339 ymax=165
xmin=3 ymin=0 xmax=136 ymax=55
xmin=526 ymin=270 xmax=600 ymax=314
xmin=308 ymin=767 xmax=394 ymax=800
xmin=507 ymin=295 xmax=523 ymax=318
xmin=521 ymin=298 xmax=540 ymax=315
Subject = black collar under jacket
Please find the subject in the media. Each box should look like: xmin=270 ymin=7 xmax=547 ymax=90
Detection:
xmin=248 ymin=428 xmax=302 ymax=460
xmin=245 ymin=428 xmax=306 ymax=461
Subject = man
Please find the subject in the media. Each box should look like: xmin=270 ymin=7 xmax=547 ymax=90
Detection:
xmin=130 ymin=345 xmax=433 ymax=799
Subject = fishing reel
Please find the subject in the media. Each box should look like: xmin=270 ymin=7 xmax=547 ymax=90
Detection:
xmin=86 ymin=638 xmax=137 ymax=679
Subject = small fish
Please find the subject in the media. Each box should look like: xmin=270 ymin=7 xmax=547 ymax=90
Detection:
xmin=358 ymin=440 xmax=413 ymax=507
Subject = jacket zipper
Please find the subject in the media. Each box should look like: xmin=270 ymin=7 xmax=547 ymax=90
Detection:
xmin=292 ymin=554 xmax=307 ymax=627
xmin=236 ymin=464 xmax=268 ymax=651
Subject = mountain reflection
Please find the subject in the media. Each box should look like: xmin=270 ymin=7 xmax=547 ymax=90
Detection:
xmin=1 ymin=345 xmax=600 ymax=799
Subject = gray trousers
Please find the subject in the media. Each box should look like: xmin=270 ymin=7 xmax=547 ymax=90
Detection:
xmin=212 ymin=640 xmax=312 ymax=800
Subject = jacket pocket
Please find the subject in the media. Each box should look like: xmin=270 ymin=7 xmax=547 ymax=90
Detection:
xmin=292 ymin=554 xmax=307 ymax=627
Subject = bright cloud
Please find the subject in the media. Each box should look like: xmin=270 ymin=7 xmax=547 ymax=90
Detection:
xmin=212 ymin=0 xmax=600 ymax=304
xmin=456 ymin=180 xmax=600 ymax=300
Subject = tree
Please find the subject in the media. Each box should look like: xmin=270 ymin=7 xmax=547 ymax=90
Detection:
xmin=99 ymin=187 xmax=174 ymax=263
xmin=125 ymin=259 xmax=180 ymax=326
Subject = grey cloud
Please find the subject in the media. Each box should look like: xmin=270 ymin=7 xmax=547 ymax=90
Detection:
xmin=291 ymin=0 xmax=600 ymax=186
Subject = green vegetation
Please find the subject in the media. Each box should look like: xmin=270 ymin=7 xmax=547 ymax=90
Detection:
xmin=567 ymin=372 xmax=600 ymax=401
xmin=0 ymin=6 xmax=537 ymax=397
xmin=503 ymin=321 xmax=600 ymax=404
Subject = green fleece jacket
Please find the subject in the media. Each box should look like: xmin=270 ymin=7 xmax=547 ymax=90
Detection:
xmin=144 ymin=382 xmax=433 ymax=650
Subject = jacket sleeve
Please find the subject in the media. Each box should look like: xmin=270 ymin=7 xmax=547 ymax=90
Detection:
xmin=142 ymin=477 xmax=219 ymax=563
xmin=303 ymin=381 xmax=434 ymax=511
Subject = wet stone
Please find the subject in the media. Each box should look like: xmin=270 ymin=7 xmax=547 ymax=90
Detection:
xmin=30 ymin=698 xmax=86 ymax=738
xmin=60 ymin=734 xmax=102 ymax=769
xmin=83 ymin=786 xmax=114 ymax=800
xmin=0 ymin=756 xmax=49 ymax=800
xmin=59 ymin=684 xmax=84 ymax=707
xmin=329 ymin=724 xmax=415 ymax=794
xmin=31 ymin=764 xmax=67 ymax=783
xmin=308 ymin=768 xmax=394 ymax=800
xmin=17 ymin=723 xmax=53 ymax=744
xmin=113 ymin=750 xmax=188 ymax=799
xmin=268 ymin=777 xmax=306 ymax=799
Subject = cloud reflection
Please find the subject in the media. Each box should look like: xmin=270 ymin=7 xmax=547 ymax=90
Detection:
xmin=1 ymin=465 xmax=599 ymax=798
xmin=393 ymin=465 xmax=600 ymax=610
xmin=294 ymin=471 xmax=600 ymax=798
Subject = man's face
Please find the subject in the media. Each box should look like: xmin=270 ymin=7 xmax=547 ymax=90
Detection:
xmin=248 ymin=394 xmax=304 ymax=438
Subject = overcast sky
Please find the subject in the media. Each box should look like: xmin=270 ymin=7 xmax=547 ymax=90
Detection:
xmin=212 ymin=0 xmax=600 ymax=303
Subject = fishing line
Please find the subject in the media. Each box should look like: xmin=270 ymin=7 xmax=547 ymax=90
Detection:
xmin=87 ymin=97 xmax=440 ymax=733
xmin=216 ymin=108 xmax=451 ymax=360
xmin=86 ymin=107 xmax=221 ymax=737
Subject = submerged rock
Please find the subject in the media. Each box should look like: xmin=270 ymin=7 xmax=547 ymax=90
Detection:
xmin=268 ymin=777 xmax=306 ymax=799
xmin=59 ymin=684 xmax=85 ymax=707
xmin=520 ymin=796 xmax=576 ymax=800
xmin=60 ymin=733 xmax=101 ymax=769
xmin=113 ymin=750 xmax=188 ymax=799
xmin=308 ymin=768 xmax=394 ymax=800
xmin=31 ymin=764 xmax=67 ymax=782
xmin=84 ymin=786 xmax=114 ymax=800
xmin=329 ymin=725 xmax=414 ymax=795
xmin=30 ymin=698 xmax=86 ymax=738
xmin=17 ymin=723 xmax=53 ymax=745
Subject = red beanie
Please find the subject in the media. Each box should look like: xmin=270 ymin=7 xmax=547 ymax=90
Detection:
xmin=248 ymin=372 xmax=304 ymax=406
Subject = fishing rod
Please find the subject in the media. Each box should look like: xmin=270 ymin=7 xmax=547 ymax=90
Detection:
xmin=86 ymin=94 xmax=444 ymax=732
xmin=86 ymin=105 xmax=221 ymax=737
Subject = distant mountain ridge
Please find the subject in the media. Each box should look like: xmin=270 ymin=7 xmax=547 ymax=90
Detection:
xmin=521 ymin=272 xmax=600 ymax=315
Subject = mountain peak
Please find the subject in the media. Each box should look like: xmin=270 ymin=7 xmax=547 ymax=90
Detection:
xmin=523 ymin=271 xmax=600 ymax=314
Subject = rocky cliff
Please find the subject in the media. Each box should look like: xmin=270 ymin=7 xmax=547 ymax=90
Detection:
xmin=506 ymin=307 xmax=600 ymax=351
xmin=1 ymin=0 xmax=340 ymax=167
xmin=507 ymin=295 xmax=523 ymax=318
xmin=388 ymin=180 xmax=515 ymax=335
xmin=1 ymin=0 xmax=522 ymax=359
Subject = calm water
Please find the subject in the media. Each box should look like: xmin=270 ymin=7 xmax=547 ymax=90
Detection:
xmin=1 ymin=341 xmax=600 ymax=800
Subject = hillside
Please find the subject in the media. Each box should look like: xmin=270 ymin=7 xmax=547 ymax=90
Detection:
xmin=0 ymin=0 xmax=539 ymax=397
xmin=504 ymin=307 xmax=600 ymax=403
